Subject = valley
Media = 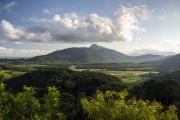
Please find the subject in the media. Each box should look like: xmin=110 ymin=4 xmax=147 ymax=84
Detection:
xmin=0 ymin=0 xmax=180 ymax=119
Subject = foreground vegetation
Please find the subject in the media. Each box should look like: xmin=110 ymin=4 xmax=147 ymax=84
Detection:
xmin=0 ymin=72 xmax=178 ymax=120
xmin=1 ymin=68 xmax=180 ymax=119
xmin=0 ymin=62 xmax=180 ymax=119
xmin=82 ymin=90 xmax=178 ymax=120
xmin=0 ymin=85 xmax=66 ymax=120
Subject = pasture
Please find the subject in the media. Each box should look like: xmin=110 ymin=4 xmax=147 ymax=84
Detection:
xmin=69 ymin=65 xmax=158 ymax=84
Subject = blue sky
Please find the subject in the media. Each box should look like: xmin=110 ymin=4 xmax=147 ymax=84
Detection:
xmin=0 ymin=0 xmax=180 ymax=57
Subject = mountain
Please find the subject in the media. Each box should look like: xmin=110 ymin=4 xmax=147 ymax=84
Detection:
xmin=133 ymin=54 xmax=165 ymax=63
xmin=29 ymin=44 xmax=131 ymax=63
xmin=156 ymin=54 xmax=180 ymax=71
xmin=89 ymin=44 xmax=107 ymax=50
xmin=129 ymin=51 xmax=176 ymax=56
xmin=29 ymin=44 xmax=164 ymax=63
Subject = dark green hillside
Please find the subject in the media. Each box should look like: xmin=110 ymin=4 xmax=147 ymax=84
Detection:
xmin=29 ymin=45 xmax=130 ymax=63
xmin=157 ymin=54 xmax=180 ymax=71
xmin=5 ymin=69 xmax=127 ymax=97
xmin=4 ymin=69 xmax=127 ymax=119
xmin=131 ymin=79 xmax=180 ymax=117
xmin=170 ymin=70 xmax=180 ymax=82
xmin=28 ymin=44 xmax=164 ymax=63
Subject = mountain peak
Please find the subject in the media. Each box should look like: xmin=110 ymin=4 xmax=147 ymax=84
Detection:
xmin=89 ymin=44 xmax=106 ymax=50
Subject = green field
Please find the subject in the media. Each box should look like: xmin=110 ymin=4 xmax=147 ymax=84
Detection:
xmin=0 ymin=70 xmax=25 ymax=79
xmin=0 ymin=64 xmax=158 ymax=84
xmin=69 ymin=65 xmax=159 ymax=83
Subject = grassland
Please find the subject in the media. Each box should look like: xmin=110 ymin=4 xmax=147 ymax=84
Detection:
xmin=0 ymin=70 xmax=25 ymax=79
xmin=69 ymin=65 xmax=159 ymax=84
xmin=0 ymin=63 xmax=158 ymax=84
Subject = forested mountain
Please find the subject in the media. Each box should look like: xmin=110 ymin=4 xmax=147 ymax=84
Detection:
xmin=157 ymin=54 xmax=180 ymax=71
xmin=29 ymin=44 xmax=164 ymax=63
xmin=5 ymin=69 xmax=127 ymax=97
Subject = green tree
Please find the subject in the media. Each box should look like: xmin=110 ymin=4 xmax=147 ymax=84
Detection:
xmin=81 ymin=90 xmax=178 ymax=120
xmin=0 ymin=71 xmax=5 ymax=82
xmin=43 ymin=86 xmax=66 ymax=120
xmin=0 ymin=82 xmax=66 ymax=120
xmin=0 ymin=83 xmax=10 ymax=120
xmin=11 ymin=86 xmax=41 ymax=119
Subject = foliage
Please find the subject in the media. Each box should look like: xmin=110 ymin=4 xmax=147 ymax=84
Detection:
xmin=3 ymin=68 xmax=180 ymax=119
xmin=5 ymin=69 xmax=126 ymax=96
xmin=81 ymin=90 xmax=178 ymax=120
xmin=0 ymin=71 xmax=5 ymax=82
xmin=0 ymin=83 xmax=66 ymax=120
xmin=131 ymin=78 xmax=180 ymax=117
xmin=4 ymin=69 xmax=127 ymax=119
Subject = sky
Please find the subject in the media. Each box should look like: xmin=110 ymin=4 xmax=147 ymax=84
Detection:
xmin=0 ymin=0 xmax=180 ymax=57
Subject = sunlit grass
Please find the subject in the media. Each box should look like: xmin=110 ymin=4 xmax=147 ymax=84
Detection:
xmin=0 ymin=70 xmax=25 ymax=79
xmin=69 ymin=65 xmax=159 ymax=83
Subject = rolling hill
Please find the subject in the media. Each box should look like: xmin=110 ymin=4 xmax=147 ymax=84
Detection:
xmin=29 ymin=44 xmax=164 ymax=63
xmin=156 ymin=54 xmax=180 ymax=71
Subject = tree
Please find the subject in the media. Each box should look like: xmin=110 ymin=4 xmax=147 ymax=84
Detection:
xmin=0 ymin=71 xmax=4 ymax=82
xmin=81 ymin=90 xmax=178 ymax=120
xmin=0 ymin=82 xmax=10 ymax=119
xmin=43 ymin=86 xmax=66 ymax=120
xmin=0 ymin=83 xmax=66 ymax=120
xmin=10 ymin=86 xmax=41 ymax=119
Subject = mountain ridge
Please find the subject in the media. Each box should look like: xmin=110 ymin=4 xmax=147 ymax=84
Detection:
xmin=156 ymin=54 xmax=180 ymax=71
xmin=29 ymin=44 xmax=165 ymax=63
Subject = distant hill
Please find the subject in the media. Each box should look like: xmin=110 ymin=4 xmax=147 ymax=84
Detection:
xmin=133 ymin=54 xmax=165 ymax=63
xmin=29 ymin=44 xmax=164 ymax=63
xmin=156 ymin=54 xmax=180 ymax=71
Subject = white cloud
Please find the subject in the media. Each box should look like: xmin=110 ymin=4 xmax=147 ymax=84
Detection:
xmin=0 ymin=1 xmax=17 ymax=13
xmin=14 ymin=42 xmax=22 ymax=44
xmin=0 ymin=40 xmax=6 ymax=43
xmin=1 ymin=20 xmax=24 ymax=40
xmin=128 ymin=46 xmax=177 ymax=56
xmin=64 ymin=12 xmax=80 ymax=20
xmin=42 ymin=8 xmax=52 ymax=15
xmin=0 ymin=6 xmax=149 ymax=43
xmin=173 ymin=11 xmax=178 ymax=16
xmin=4 ymin=1 xmax=17 ymax=11
xmin=26 ymin=17 xmax=48 ymax=23
xmin=162 ymin=38 xmax=180 ymax=53
xmin=42 ymin=8 xmax=61 ymax=15
xmin=0 ymin=47 xmax=53 ymax=57
xmin=159 ymin=16 xmax=167 ymax=21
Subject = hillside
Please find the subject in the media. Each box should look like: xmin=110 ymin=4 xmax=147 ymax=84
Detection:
xmin=29 ymin=44 xmax=164 ymax=63
xmin=133 ymin=54 xmax=165 ymax=63
xmin=5 ymin=68 xmax=126 ymax=97
xmin=156 ymin=54 xmax=180 ymax=71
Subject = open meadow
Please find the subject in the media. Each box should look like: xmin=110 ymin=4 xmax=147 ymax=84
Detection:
xmin=69 ymin=65 xmax=159 ymax=84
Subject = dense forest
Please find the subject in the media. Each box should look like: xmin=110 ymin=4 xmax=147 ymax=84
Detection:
xmin=1 ymin=68 xmax=180 ymax=120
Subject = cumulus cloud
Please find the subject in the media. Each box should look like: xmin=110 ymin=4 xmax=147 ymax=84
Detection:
xmin=0 ymin=6 xmax=149 ymax=43
xmin=1 ymin=20 xmax=24 ymax=40
xmin=0 ymin=47 xmax=53 ymax=57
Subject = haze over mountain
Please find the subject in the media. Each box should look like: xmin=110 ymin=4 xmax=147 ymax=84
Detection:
xmin=157 ymin=54 xmax=180 ymax=71
xmin=29 ymin=44 xmax=164 ymax=63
